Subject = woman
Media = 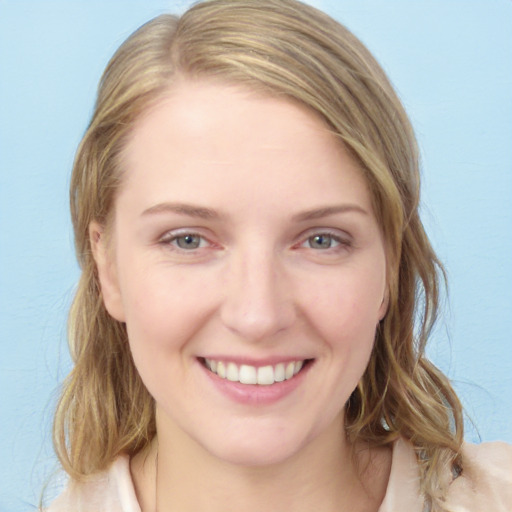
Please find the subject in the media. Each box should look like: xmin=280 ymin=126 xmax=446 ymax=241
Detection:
xmin=47 ymin=0 xmax=512 ymax=511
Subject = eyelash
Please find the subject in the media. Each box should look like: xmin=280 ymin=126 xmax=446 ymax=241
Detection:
xmin=297 ymin=230 xmax=352 ymax=252
xmin=158 ymin=231 xmax=211 ymax=251
xmin=157 ymin=229 xmax=352 ymax=254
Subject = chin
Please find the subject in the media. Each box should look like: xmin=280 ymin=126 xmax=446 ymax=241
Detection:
xmin=210 ymin=440 xmax=300 ymax=468
xmin=196 ymin=422 xmax=316 ymax=468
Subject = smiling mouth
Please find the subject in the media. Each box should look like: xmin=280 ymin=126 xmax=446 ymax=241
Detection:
xmin=201 ymin=358 xmax=312 ymax=386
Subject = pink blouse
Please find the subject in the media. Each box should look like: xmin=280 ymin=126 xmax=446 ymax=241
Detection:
xmin=48 ymin=439 xmax=512 ymax=511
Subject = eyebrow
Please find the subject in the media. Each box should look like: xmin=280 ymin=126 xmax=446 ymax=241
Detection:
xmin=141 ymin=202 xmax=368 ymax=222
xmin=292 ymin=205 xmax=369 ymax=222
xmin=141 ymin=202 xmax=220 ymax=219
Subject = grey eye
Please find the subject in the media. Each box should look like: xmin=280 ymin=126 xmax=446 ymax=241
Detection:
xmin=175 ymin=234 xmax=202 ymax=249
xmin=308 ymin=234 xmax=336 ymax=249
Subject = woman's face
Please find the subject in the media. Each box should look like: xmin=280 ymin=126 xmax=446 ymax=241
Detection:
xmin=93 ymin=80 xmax=388 ymax=466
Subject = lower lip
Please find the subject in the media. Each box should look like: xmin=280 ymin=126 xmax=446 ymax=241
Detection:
xmin=199 ymin=360 xmax=312 ymax=406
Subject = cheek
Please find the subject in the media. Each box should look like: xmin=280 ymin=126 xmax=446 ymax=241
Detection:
xmin=303 ymin=267 xmax=385 ymax=345
xmin=118 ymin=270 xmax=210 ymax=405
xmin=299 ymin=265 xmax=385 ymax=399
xmin=117 ymin=263 xmax=218 ymax=362
xmin=294 ymin=271 xmax=383 ymax=429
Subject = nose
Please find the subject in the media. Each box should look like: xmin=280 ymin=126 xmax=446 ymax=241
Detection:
xmin=220 ymin=248 xmax=296 ymax=342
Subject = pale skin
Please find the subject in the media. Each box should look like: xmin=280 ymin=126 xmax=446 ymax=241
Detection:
xmin=91 ymin=79 xmax=392 ymax=512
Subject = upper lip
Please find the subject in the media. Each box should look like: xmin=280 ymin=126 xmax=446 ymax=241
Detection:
xmin=198 ymin=356 xmax=313 ymax=366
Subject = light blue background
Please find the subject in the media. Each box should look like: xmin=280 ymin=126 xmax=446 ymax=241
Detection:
xmin=1 ymin=1 xmax=511 ymax=510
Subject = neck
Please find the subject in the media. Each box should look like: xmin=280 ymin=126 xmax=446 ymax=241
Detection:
xmin=132 ymin=411 xmax=391 ymax=512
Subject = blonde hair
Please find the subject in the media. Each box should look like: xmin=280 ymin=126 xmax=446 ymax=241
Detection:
xmin=54 ymin=1 xmax=463 ymax=509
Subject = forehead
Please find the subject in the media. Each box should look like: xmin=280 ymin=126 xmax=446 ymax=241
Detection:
xmin=127 ymin=78 xmax=333 ymax=154
xmin=118 ymin=79 xmax=372 ymax=217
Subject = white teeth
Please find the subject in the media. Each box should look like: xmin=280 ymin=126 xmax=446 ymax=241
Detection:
xmin=204 ymin=358 xmax=307 ymax=385
xmin=239 ymin=364 xmax=257 ymax=384
xmin=274 ymin=363 xmax=285 ymax=382
xmin=217 ymin=361 xmax=226 ymax=379
xmin=226 ymin=362 xmax=239 ymax=382
xmin=257 ymin=365 xmax=274 ymax=386
xmin=285 ymin=362 xmax=295 ymax=380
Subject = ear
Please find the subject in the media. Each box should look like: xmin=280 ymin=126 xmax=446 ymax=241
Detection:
xmin=89 ymin=221 xmax=126 ymax=322
xmin=378 ymin=287 xmax=389 ymax=321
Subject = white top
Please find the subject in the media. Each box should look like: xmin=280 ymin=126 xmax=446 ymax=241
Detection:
xmin=48 ymin=439 xmax=512 ymax=511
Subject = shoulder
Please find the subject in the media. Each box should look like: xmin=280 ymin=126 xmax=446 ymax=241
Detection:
xmin=445 ymin=441 xmax=512 ymax=511
xmin=46 ymin=455 xmax=141 ymax=512
xmin=380 ymin=439 xmax=512 ymax=512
